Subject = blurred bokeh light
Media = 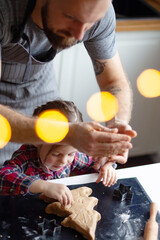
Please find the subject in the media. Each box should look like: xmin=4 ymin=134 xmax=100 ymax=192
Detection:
xmin=87 ymin=91 xmax=118 ymax=122
xmin=137 ymin=69 xmax=160 ymax=98
xmin=0 ymin=114 xmax=11 ymax=149
xmin=35 ymin=110 xmax=69 ymax=143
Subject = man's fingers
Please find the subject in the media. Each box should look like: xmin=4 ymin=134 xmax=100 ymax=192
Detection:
xmin=107 ymin=120 xmax=137 ymax=138
xmin=91 ymin=122 xmax=118 ymax=133
xmin=109 ymin=155 xmax=126 ymax=164
xmin=124 ymin=130 xmax=137 ymax=138
xmin=90 ymin=141 xmax=132 ymax=157
xmin=67 ymin=122 xmax=134 ymax=157
xmin=93 ymin=157 xmax=109 ymax=170
xmin=110 ymin=150 xmax=128 ymax=164
xmin=94 ymin=131 xmax=131 ymax=143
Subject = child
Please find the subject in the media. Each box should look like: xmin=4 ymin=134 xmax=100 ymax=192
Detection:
xmin=0 ymin=100 xmax=117 ymax=206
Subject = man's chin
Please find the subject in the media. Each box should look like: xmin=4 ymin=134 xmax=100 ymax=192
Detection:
xmin=52 ymin=37 xmax=77 ymax=49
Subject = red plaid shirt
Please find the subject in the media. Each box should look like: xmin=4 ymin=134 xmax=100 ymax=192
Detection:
xmin=0 ymin=144 xmax=96 ymax=196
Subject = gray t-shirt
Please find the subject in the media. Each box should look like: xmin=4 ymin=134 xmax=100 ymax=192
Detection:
xmin=0 ymin=0 xmax=117 ymax=164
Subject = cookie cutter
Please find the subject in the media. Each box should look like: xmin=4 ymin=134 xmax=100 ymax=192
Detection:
xmin=38 ymin=218 xmax=61 ymax=237
xmin=112 ymin=183 xmax=133 ymax=201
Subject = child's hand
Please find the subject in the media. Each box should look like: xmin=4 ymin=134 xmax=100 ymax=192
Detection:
xmin=30 ymin=180 xmax=73 ymax=206
xmin=96 ymin=162 xmax=117 ymax=187
xmin=43 ymin=182 xmax=73 ymax=206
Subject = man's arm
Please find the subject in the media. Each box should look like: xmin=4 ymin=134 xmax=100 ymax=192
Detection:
xmin=0 ymin=103 xmax=39 ymax=143
xmin=93 ymin=51 xmax=132 ymax=124
xmin=90 ymin=51 xmax=136 ymax=166
xmin=0 ymin=103 xmax=132 ymax=156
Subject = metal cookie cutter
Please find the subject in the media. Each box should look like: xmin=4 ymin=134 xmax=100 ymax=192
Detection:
xmin=38 ymin=218 xmax=61 ymax=237
xmin=112 ymin=183 xmax=133 ymax=201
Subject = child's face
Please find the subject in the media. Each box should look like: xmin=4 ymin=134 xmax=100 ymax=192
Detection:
xmin=39 ymin=144 xmax=76 ymax=171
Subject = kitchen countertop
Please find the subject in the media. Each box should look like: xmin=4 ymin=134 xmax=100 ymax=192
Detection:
xmin=49 ymin=162 xmax=160 ymax=211
xmin=116 ymin=18 xmax=160 ymax=32
xmin=115 ymin=0 xmax=160 ymax=31
xmin=116 ymin=18 xmax=160 ymax=31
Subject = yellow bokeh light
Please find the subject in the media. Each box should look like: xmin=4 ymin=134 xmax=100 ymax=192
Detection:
xmin=0 ymin=114 xmax=11 ymax=149
xmin=87 ymin=91 xmax=119 ymax=122
xmin=137 ymin=69 xmax=160 ymax=98
xmin=35 ymin=110 xmax=69 ymax=143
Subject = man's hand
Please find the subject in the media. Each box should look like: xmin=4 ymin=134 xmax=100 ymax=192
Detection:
xmin=64 ymin=121 xmax=133 ymax=157
xmin=93 ymin=150 xmax=128 ymax=170
xmin=107 ymin=119 xmax=137 ymax=138
xmin=91 ymin=119 xmax=137 ymax=169
xmin=107 ymin=119 xmax=137 ymax=165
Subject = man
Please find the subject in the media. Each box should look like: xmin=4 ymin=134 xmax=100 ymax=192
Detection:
xmin=0 ymin=0 xmax=136 ymax=165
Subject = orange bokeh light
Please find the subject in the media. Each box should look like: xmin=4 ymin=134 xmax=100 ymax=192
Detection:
xmin=35 ymin=110 xmax=69 ymax=143
xmin=87 ymin=91 xmax=118 ymax=122
xmin=0 ymin=114 xmax=11 ymax=149
xmin=137 ymin=69 xmax=160 ymax=98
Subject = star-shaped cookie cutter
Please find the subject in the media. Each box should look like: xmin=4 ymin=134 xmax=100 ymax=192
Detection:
xmin=112 ymin=183 xmax=133 ymax=201
xmin=38 ymin=218 xmax=61 ymax=237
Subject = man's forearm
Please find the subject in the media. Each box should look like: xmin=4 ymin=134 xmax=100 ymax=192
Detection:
xmin=104 ymin=76 xmax=133 ymax=124
xmin=94 ymin=52 xmax=133 ymax=123
xmin=0 ymin=104 xmax=41 ymax=143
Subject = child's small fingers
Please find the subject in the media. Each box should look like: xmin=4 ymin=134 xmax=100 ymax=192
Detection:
xmin=62 ymin=192 xmax=71 ymax=206
xmin=112 ymin=172 xmax=117 ymax=185
xmin=65 ymin=195 xmax=70 ymax=206
xmin=67 ymin=197 xmax=71 ymax=206
xmin=96 ymin=173 xmax=102 ymax=183
xmin=66 ymin=189 xmax=73 ymax=205
xmin=60 ymin=197 xmax=64 ymax=206
xmin=102 ymin=171 xmax=108 ymax=185
xmin=107 ymin=172 xmax=113 ymax=187
xmin=62 ymin=195 xmax=68 ymax=206
xmin=104 ymin=171 xmax=111 ymax=186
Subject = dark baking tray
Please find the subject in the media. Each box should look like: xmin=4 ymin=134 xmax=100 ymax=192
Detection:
xmin=0 ymin=177 xmax=159 ymax=240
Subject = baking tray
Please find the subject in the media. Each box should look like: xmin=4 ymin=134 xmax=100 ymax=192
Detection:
xmin=0 ymin=177 xmax=159 ymax=240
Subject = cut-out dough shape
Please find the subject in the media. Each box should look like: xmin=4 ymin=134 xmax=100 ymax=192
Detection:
xmin=40 ymin=187 xmax=101 ymax=240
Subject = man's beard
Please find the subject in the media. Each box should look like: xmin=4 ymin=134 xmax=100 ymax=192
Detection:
xmin=41 ymin=4 xmax=77 ymax=49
